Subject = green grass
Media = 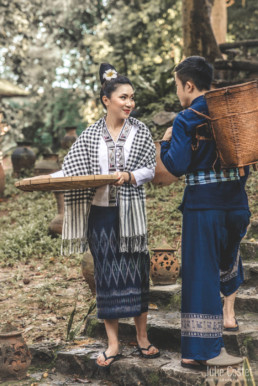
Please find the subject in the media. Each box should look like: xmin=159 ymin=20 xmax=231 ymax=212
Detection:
xmin=0 ymin=174 xmax=61 ymax=266
xmin=0 ymin=170 xmax=257 ymax=266
xmin=146 ymin=181 xmax=184 ymax=252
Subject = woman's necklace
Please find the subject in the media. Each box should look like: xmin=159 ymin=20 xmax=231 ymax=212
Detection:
xmin=109 ymin=130 xmax=120 ymax=142
xmin=107 ymin=122 xmax=124 ymax=142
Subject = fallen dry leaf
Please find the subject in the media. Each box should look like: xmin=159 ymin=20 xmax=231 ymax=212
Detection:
xmin=149 ymin=303 xmax=158 ymax=310
xmin=73 ymin=338 xmax=96 ymax=346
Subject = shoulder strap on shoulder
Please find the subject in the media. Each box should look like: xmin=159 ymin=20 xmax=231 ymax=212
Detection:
xmin=188 ymin=107 xmax=211 ymax=121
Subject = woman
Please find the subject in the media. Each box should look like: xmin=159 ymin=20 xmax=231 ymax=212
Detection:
xmin=53 ymin=63 xmax=159 ymax=367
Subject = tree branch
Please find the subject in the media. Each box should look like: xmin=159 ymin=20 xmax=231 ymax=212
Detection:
xmin=214 ymin=59 xmax=258 ymax=72
xmin=219 ymin=39 xmax=258 ymax=52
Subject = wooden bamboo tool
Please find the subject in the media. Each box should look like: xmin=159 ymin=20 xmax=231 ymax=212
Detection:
xmin=15 ymin=175 xmax=119 ymax=192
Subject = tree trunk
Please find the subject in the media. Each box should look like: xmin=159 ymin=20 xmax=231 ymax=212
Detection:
xmin=210 ymin=0 xmax=227 ymax=44
xmin=182 ymin=0 xmax=223 ymax=62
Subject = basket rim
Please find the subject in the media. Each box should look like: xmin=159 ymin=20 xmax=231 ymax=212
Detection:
xmin=205 ymin=79 xmax=258 ymax=99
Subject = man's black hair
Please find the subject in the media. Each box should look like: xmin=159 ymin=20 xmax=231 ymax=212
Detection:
xmin=174 ymin=56 xmax=213 ymax=91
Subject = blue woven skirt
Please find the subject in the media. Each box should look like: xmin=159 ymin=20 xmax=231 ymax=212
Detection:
xmin=87 ymin=205 xmax=150 ymax=319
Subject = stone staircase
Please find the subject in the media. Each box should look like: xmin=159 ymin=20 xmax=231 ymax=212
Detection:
xmin=31 ymin=220 xmax=258 ymax=385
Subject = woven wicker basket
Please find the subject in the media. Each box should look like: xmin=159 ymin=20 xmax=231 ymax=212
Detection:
xmin=205 ymin=80 xmax=258 ymax=175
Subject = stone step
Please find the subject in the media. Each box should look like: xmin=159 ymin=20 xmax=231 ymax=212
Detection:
xmin=243 ymin=261 xmax=258 ymax=286
xmin=54 ymin=338 xmax=258 ymax=386
xmin=235 ymin=288 xmax=258 ymax=313
xmin=84 ymin=310 xmax=258 ymax=361
xmin=149 ymin=278 xmax=258 ymax=313
xmin=149 ymin=283 xmax=181 ymax=311
xmin=240 ymin=239 xmax=258 ymax=260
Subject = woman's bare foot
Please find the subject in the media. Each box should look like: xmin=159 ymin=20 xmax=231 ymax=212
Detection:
xmin=137 ymin=336 xmax=159 ymax=356
xmin=96 ymin=344 xmax=119 ymax=367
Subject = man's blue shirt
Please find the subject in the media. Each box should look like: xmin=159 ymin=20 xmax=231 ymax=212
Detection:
xmin=160 ymin=95 xmax=249 ymax=211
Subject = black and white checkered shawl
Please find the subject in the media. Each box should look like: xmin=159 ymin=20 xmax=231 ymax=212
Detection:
xmin=61 ymin=116 xmax=156 ymax=255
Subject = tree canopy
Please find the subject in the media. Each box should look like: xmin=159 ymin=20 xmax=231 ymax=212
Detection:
xmin=0 ymin=0 xmax=257 ymax=152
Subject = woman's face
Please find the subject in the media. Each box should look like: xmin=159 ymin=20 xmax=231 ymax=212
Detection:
xmin=103 ymin=84 xmax=135 ymax=119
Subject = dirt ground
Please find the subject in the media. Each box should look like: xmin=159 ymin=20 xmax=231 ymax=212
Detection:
xmin=0 ymin=256 xmax=93 ymax=345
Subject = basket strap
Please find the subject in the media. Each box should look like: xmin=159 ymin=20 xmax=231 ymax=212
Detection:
xmin=188 ymin=108 xmax=211 ymax=120
xmin=188 ymin=108 xmax=213 ymax=151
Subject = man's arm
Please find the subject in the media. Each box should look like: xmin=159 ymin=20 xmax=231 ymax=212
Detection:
xmin=160 ymin=115 xmax=192 ymax=177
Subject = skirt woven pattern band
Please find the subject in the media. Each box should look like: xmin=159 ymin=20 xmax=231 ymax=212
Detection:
xmin=87 ymin=205 xmax=150 ymax=319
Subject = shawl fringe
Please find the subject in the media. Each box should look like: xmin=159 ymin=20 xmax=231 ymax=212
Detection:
xmin=119 ymin=235 xmax=149 ymax=254
xmin=61 ymin=237 xmax=89 ymax=256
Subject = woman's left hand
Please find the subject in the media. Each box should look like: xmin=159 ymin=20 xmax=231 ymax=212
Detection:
xmin=113 ymin=171 xmax=128 ymax=186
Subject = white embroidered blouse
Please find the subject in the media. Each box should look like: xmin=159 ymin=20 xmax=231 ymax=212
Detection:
xmin=51 ymin=124 xmax=155 ymax=206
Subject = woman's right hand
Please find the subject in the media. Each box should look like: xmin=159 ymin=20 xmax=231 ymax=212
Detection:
xmin=162 ymin=126 xmax=173 ymax=141
xmin=113 ymin=171 xmax=126 ymax=186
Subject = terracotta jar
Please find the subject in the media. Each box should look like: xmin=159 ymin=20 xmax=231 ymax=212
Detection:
xmin=81 ymin=252 xmax=96 ymax=295
xmin=11 ymin=141 xmax=36 ymax=176
xmin=152 ymin=141 xmax=178 ymax=186
xmin=0 ymin=324 xmax=31 ymax=381
xmin=48 ymin=192 xmax=64 ymax=236
xmin=0 ymin=162 xmax=5 ymax=195
xmin=34 ymin=153 xmax=60 ymax=176
xmin=150 ymin=243 xmax=179 ymax=285
xmin=61 ymin=126 xmax=78 ymax=149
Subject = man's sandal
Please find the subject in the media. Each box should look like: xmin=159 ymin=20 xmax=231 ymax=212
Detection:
xmin=95 ymin=351 xmax=122 ymax=369
xmin=137 ymin=344 xmax=160 ymax=359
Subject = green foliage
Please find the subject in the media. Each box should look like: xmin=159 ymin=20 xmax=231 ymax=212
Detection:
xmin=66 ymin=299 xmax=96 ymax=341
xmin=228 ymin=0 xmax=258 ymax=41
xmin=2 ymin=0 xmax=258 ymax=148
xmin=21 ymin=89 xmax=85 ymax=153
xmin=86 ymin=0 xmax=183 ymax=132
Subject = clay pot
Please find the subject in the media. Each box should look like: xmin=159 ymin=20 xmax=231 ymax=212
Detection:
xmin=152 ymin=141 xmax=178 ymax=186
xmin=11 ymin=141 xmax=36 ymax=176
xmin=81 ymin=252 xmax=96 ymax=295
xmin=150 ymin=243 xmax=179 ymax=285
xmin=0 ymin=162 xmax=5 ymax=195
xmin=61 ymin=126 xmax=77 ymax=149
xmin=48 ymin=192 xmax=64 ymax=236
xmin=34 ymin=153 xmax=60 ymax=176
xmin=0 ymin=324 xmax=31 ymax=381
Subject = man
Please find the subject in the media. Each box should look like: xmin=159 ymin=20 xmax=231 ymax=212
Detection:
xmin=160 ymin=56 xmax=250 ymax=369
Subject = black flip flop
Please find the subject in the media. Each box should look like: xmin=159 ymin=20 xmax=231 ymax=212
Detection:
xmin=95 ymin=351 xmax=122 ymax=369
xmin=224 ymin=317 xmax=239 ymax=332
xmin=181 ymin=360 xmax=207 ymax=371
xmin=137 ymin=344 xmax=160 ymax=359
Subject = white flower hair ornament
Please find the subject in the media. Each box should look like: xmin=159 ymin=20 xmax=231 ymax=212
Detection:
xmin=103 ymin=69 xmax=118 ymax=81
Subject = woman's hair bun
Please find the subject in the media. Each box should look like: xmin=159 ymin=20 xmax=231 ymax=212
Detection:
xmin=99 ymin=63 xmax=118 ymax=85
